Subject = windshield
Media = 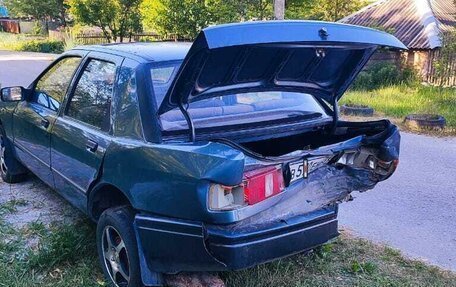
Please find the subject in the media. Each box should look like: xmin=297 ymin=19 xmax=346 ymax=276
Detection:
xmin=151 ymin=63 xmax=328 ymax=132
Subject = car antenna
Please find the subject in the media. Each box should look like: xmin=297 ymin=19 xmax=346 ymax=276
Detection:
xmin=178 ymin=100 xmax=195 ymax=142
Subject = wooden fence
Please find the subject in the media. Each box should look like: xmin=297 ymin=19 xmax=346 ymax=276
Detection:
xmin=74 ymin=32 xmax=183 ymax=45
xmin=426 ymin=49 xmax=456 ymax=87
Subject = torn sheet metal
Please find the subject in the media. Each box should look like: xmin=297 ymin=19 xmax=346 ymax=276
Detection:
xmin=211 ymin=122 xmax=400 ymax=233
xmin=207 ymin=165 xmax=376 ymax=234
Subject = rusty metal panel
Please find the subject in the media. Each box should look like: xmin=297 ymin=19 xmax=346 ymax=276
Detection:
xmin=0 ymin=19 xmax=20 ymax=33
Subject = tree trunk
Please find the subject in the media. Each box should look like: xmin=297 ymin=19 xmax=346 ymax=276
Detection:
xmin=274 ymin=0 xmax=285 ymax=20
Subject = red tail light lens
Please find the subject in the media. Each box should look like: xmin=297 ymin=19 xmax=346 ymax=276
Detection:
xmin=243 ymin=165 xmax=285 ymax=205
xmin=208 ymin=165 xmax=285 ymax=210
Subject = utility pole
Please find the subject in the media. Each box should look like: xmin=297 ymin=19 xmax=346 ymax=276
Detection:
xmin=274 ymin=0 xmax=285 ymax=20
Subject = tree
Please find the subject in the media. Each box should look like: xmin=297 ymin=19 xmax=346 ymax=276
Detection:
xmin=4 ymin=0 xmax=67 ymax=31
xmin=141 ymin=0 xmax=369 ymax=40
xmin=245 ymin=0 xmax=273 ymax=20
xmin=284 ymin=0 xmax=314 ymax=19
xmin=274 ymin=0 xmax=285 ymax=20
xmin=141 ymin=0 xmax=211 ymax=40
xmin=205 ymin=0 xmax=249 ymax=23
xmin=141 ymin=0 xmax=274 ymax=40
xmin=309 ymin=0 xmax=368 ymax=22
xmin=67 ymin=0 xmax=143 ymax=42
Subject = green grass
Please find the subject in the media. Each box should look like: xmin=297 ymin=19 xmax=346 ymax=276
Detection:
xmin=0 ymin=199 xmax=28 ymax=216
xmin=1 ymin=201 xmax=455 ymax=287
xmin=341 ymin=85 xmax=456 ymax=129
xmin=0 ymin=220 xmax=103 ymax=287
xmin=0 ymin=32 xmax=64 ymax=53
xmin=0 ymin=200 xmax=103 ymax=287
xmin=0 ymin=32 xmax=43 ymax=50
xmin=222 ymin=235 xmax=456 ymax=287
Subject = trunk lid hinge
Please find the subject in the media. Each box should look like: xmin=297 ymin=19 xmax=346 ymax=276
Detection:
xmin=179 ymin=100 xmax=195 ymax=142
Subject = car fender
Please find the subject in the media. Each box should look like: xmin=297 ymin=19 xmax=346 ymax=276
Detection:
xmin=100 ymin=139 xmax=245 ymax=221
xmin=0 ymin=101 xmax=19 ymax=140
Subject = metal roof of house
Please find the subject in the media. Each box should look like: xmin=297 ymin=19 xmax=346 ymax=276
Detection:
xmin=0 ymin=6 xmax=8 ymax=18
xmin=340 ymin=0 xmax=456 ymax=49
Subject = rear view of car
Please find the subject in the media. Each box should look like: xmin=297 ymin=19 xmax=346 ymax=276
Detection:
xmin=134 ymin=21 xmax=403 ymax=283
xmin=0 ymin=21 xmax=404 ymax=287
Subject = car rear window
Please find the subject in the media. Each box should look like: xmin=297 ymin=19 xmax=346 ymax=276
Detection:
xmin=150 ymin=63 xmax=328 ymax=133
xmin=150 ymin=62 xmax=181 ymax=106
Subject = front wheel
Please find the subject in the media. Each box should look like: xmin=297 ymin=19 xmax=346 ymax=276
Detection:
xmin=0 ymin=133 xmax=26 ymax=183
xmin=97 ymin=206 xmax=143 ymax=287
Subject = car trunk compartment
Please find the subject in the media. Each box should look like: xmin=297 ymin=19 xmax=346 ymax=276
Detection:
xmin=238 ymin=120 xmax=392 ymax=157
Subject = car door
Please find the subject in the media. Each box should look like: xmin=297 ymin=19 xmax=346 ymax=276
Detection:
xmin=51 ymin=52 xmax=123 ymax=211
xmin=12 ymin=55 xmax=84 ymax=186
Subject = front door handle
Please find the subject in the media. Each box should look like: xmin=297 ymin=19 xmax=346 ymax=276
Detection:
xmin=86 ymin=140 xmax=98 ymax=153
xmin=41 ymin=119 xmax=49 ymax=129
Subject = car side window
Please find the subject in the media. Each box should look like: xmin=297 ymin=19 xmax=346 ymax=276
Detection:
xmin=33 ymin=57 xmax=82 ymax=112
xmin=66 ymin=59 xmax=116 ymax=131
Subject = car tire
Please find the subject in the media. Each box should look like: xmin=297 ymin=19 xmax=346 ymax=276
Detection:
xmin=404 ymin=114 xmax=446 ymax=130
xmin=97 ymin=206 xmax=143 ymax=287
xmin=0 ymin=132 xmax=27 ymax=183
xmin=340 ymin=104 xmax=374 ymax=117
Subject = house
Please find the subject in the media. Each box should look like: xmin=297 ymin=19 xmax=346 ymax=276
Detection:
xmin=340 ymin=0 xmax=456 ymax=85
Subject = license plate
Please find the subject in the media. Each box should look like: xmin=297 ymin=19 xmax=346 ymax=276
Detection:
xmin=289 ymin=160 xmax=308 ymax=183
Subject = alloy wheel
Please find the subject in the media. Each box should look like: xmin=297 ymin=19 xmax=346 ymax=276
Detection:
xmin=102 ymin=226 xmax=131 ymax=287
xmin=0 ymin=135 xmax=7 ymax=176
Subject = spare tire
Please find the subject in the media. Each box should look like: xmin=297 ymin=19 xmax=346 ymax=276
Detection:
xmin=340 ymin=104 xmax=374 ymax=117
xmin=404 ymin=114 xmax=446 ymax=130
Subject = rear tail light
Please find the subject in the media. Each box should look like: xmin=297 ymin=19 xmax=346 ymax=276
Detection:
xmin=243 ymin=165 xmax=285 ymax=205
xmin=208 ymin=165 xmax=285 ymax=210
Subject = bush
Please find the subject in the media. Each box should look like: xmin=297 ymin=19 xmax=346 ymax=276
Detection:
xmin=15 ymin=39 xmax=65 ymax=54
xmin=352 ymin=62 xmax=419 ymax=90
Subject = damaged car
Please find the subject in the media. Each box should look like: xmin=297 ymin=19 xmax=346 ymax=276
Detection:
xmin=0 ymin=21 xmax=404 ymax=287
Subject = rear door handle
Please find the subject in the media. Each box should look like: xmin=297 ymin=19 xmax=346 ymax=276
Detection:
xmin=41 ymin=119 xmax=50 ymax=129
xmin=86 ymin=140 xmax=98 ymax=153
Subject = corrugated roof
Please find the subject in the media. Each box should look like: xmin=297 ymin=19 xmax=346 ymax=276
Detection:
xmin=431 ymin=0 xmax=456 ymax=33
xmin=340 ymin=0 xmax=456 ymax=49
xmin=0 ymin=6 xmax=8 ymax=18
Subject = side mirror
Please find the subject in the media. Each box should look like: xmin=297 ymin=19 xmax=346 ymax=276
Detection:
xmin=0 ymin=86 xmax=26 ymax=102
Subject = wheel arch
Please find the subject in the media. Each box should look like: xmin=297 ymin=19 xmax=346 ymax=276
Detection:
xmin=87 ymin=182 xmax=134 ymax=221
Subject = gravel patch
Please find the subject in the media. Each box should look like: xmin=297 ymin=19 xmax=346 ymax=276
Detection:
xmin=0 ymin=175 xmax=225 ymax=286
xmin=0 ymin=175 xmax=81 ymax=228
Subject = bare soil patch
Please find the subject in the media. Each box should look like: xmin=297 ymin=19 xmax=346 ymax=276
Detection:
xmin=0 ymin=175 xmax=80 ymax=228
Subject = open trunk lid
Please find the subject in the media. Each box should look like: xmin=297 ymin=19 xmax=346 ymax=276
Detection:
xmin=157 ymin=20 xmax=406 ymax=115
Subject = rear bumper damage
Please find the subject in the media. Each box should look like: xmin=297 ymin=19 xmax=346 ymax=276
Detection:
xmin=134 ymin=165 xmax=386 ymax=280
xmin=135 ymin=204 xmax=338 ymax=275
xmin=135 ymin=122 xmax=400 ymax=285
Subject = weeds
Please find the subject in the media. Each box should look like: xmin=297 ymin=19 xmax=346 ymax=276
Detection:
xmin=0 ymin=199 xmax=28 ymax=216
xmin=350 ymin=260 xmax=377 ymax=275
xmin=28 ymin=221 xmax=96 ymax=270
xmin=352 ymin=62 xmax=419 ymax=90
xmin=222 ymin=235 xmax=456 ymax=287
xmin=0 ymin=32 xmax=64 ymax=53
xmin=0 ymin=201 xmax=455 ymax=286
xmin=0 ymin=204 xmax=102 ymax=287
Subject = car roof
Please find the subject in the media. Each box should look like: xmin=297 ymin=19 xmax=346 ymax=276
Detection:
xmin=74 ymin=42 xmax=192 ymax=63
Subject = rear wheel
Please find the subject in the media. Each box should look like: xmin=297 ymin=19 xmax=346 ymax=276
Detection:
xmin=97 ymin=206 xmax=143 ymax=287
xmin=0 ymin=133 xmax=26 ymax=183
